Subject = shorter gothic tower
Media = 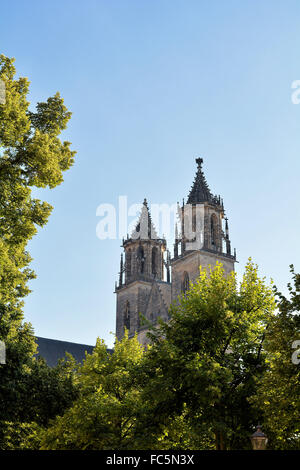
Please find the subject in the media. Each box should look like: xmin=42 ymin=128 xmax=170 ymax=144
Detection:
xmin=115 ymin=199 xmax=171 ymax=343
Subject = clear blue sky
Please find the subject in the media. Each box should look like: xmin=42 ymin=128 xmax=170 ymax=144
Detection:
xmin=1 ymin=0 xmax=300 ymax=348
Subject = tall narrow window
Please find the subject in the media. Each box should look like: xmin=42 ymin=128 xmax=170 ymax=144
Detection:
xmin=137 ymin=245 xmax=145 ymax=274
xmin=126 ymin=249 xmax=131 ymax=278
xmin=152 ymin=247 xmax=158 ymax=275
xmin=192 ymin=206 xmax=196 ymax=234
xmin=211 ymin=214 xmax=218 ymax=247
xmin=124 ymin=301 xmax=130 ymax=330
xmin=182 ymin=271 xmax=189 ymax=293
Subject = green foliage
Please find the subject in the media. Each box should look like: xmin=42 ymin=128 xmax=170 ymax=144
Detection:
xmin=0 ymin=421 xmax=42 ymax=450
xmin=1 ymin=53 xmax=296 ymax=450
xmin=19 ymin=355 xmax=79 ymax=425
xmin=138 ymin=261 xmax=276 ymax=450
xmin=0 ymin=54 xmax=76 ymax=448
xmin=0 ymin=355 xmax=78 ymax=449
xmin=251 ymin=265 xmax=300 ymax=449
xmin=39 ymin=332 xmax=145 ymax=450
xmin=39 ymin=261 xmax=278 ymax=450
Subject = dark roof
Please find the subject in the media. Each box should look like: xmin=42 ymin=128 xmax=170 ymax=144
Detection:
xmin=187 ymin=158 xmax=222 ymax=206
xmin=35 ymin=336 xmax=95 ymax=368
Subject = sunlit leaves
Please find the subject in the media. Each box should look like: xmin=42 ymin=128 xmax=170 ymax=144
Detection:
xmin=0 ymin=54 xmax=76 ymax=448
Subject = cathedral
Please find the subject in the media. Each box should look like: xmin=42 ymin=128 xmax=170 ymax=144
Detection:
xmin=36 ymin=158 xmax=237 ymax=366
xmin=115 ymin=158 xmax=237 ymax=345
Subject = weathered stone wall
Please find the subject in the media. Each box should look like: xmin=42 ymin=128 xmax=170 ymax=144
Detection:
xmin=124 ymin=240 xmax=165 ymax=283
xmin=116 ymin=281 xmax=151 ymax=340
xmin=116 ymin=279 xmax=171 ymax=341
xmin=171 ymin=250 xmax=235 ymax=301
xmin=203 ymin=204 xmax=223 ymax=252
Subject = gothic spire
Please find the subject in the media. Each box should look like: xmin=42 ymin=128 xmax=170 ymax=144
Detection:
xmin=187 ymin=158 xmax=220 ymax=206
xmin=131 ymin=198 xmax=159 ymax=240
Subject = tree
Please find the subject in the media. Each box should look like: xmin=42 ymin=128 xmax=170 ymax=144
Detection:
xmin=0 ymin=355 xmax=78 ymax=449
xmin=39 ymin=332 xmax=145 ymax=450
xmin=136 ymin=261 xmax=276 ymax=450
xmin=38 ymin=262 xmax=279 ymax=451
xmin=19 ymin=355 xmax=79 ymax=426
xmin=251 ymin=265 xmax=300 ymax=449
xmin=0 ymin=54 xmax=76 ymax=444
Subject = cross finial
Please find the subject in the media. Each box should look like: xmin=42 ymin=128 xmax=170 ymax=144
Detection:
xmin=196 ymin=157 xmax=203 ymax=167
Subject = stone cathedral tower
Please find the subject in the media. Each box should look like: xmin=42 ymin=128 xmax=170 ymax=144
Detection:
xmin=115 ymin=199 xmax=172 ymax=344
xmin=171 ymin=157 xmax=236 ymax=300
xmin=115 ymin=159 xmax=236 ymax=344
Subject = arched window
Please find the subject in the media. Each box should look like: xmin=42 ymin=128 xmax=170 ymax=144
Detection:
xmin=182 ymin=271 xmax=189 ymax=293
xmin=192 ymin=206 xmax=196 ymax=234
xmin=211 ymin=214 xmax=218 ymax=247
xmin=137 ymin=245 xmax=145 ymax=273
xmin=152 ymin=247 xmax=158 ymax=275
xmin=124 ymin=301 xmax=130 ymax=330
xmin=126 ymin=249 xmax=131 ymax=278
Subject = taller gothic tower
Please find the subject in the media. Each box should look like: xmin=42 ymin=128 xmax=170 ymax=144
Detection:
xmin=171 ymin=158 xmax=236 ymax=299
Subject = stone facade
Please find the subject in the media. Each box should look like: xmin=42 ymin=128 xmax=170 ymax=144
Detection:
xmin=115 ymin=159 xmax=236 ymax=345
xmin=171 ymin=249 xmax=235 ymax=301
